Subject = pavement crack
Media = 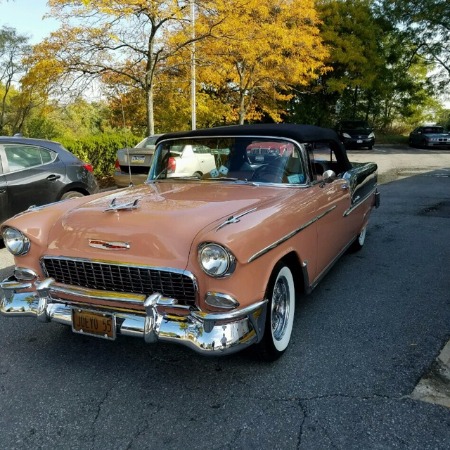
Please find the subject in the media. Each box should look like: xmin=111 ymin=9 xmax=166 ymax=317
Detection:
xmin=296 ymin=400 xmax=308 ymax=449
xmin=90 ymin=387 xmax=113 ymax=448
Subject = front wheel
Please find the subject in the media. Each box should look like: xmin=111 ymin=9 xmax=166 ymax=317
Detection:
xmin=257 ymin=263 xmax=296 ymax=361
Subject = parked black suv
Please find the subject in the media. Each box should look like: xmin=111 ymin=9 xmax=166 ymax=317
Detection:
xmin=337 ymin=120 xmax=375 ymax=149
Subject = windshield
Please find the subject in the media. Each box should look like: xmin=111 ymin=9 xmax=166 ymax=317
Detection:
xmin=148 ymin=136 xmax=307 ymax=185
xmin=341 ymin=121 xmax=371 ymax=130
xmin=422 ymin=127 xmax=444 ymax=134
xmin=136 ymin=135 xmax=161 ymax=148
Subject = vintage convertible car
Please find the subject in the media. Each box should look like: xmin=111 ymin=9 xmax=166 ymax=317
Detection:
xmin=0 ymin=124 xmax=380 ymax=360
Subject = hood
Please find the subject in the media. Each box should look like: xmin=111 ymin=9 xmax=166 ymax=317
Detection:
xmin=45 ymin=182 xmax=279 ymax=269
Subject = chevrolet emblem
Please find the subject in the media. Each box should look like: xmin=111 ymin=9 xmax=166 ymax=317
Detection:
xmin=88 ymin=239 xmax=130 ymax=250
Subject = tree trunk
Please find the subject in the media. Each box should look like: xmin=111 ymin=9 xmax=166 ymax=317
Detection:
xmin=147 ymin=85 xmax=154 ymax=136
xmin=352 ymin=86 xmax=358 ymax=118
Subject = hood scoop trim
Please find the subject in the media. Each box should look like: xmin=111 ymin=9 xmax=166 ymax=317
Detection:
xmin=105 ymin=197 xmax=140 ymax=212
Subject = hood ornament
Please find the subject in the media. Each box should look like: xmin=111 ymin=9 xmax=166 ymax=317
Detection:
xmin=89 ymin=239 xmax=130 ymax=250
xmin=105 ymin=197 xmax=140 ymax=212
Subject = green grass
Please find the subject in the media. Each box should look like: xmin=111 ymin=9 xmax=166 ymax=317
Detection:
xmin=376 ymin=133 xmax=408 ymax=145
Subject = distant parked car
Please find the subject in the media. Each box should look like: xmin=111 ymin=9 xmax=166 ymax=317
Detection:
xmin=163 ymin=143 xmax=217 ymax=178
xmin=246 ymin=141 xmax=294 ymax=163
xmin=113 ymin=134 xmax=163 ymax=187
xmin=0 ymin=135 xmax=98 ymax=225
xmin=337 ymin=120 xmax=375 ymax=149
xmin=408 ymin=126 xmax=450 ymax=149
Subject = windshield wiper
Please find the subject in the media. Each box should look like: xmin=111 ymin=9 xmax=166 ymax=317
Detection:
xmin=204 ymin=177 xmax=239 ymax=181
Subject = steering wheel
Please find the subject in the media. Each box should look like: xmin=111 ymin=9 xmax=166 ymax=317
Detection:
xmin=251 ymin=163 xmax=285 ymax=183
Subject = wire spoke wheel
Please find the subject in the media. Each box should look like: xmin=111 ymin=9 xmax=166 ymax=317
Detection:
xmin=271 ymin=275 xmax=291 ymax=342
xmin=257 ymin=263 xmax=295 ymax=360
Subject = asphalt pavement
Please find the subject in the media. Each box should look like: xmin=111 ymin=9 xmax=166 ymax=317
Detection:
xmin=348 ymin=145 xmax=450 ymax=408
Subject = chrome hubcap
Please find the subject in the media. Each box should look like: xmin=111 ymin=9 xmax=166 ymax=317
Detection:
xmin=271 ymin=276 xmax=290 ymax=341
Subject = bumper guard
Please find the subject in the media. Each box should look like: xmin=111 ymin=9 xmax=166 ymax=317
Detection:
xmin=0 ymin=276 xmax=267 ymax=355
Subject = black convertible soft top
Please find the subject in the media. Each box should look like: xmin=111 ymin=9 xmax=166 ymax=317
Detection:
xmin=157 ymin=123 xmax=352 ymax=171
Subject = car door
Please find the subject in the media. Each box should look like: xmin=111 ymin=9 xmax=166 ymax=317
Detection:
xmin=308 ymin=143 xmax=354 ymax=276
xmin=314 ymin=179 xmax=352 ymax=276
xmin=1 ymin=143 xmax=66 ymax=220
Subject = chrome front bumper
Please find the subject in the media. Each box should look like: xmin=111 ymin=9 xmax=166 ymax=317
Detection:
xmin=0 ymin=276 xmax=267 ymax=356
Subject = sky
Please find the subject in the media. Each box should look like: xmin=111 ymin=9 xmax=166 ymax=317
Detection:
xmin=1 ymin=0 xmax=59 ymax=43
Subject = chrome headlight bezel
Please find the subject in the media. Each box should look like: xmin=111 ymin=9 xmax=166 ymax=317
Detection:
xmin=198 ymin=243 xmax=236 ymax=278
xmin=2 ymin=227 xmax=30 ymax=256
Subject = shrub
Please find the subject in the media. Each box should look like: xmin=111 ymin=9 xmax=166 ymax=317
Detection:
xmin=60 ymin=133 xmax=141 ymax=177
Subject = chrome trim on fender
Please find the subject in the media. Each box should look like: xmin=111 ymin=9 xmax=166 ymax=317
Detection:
xmin=248 ymin=206 xmax=336 ymax=263
xmin=0 ymin=277 xmax=267 ymax=356
xmin=216 ymin=208 xmax=257 ymax=231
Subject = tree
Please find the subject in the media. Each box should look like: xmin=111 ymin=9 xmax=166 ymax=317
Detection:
xmin=375 ymin=0 xmax=450 ymax=85
xmin=189 ymin=0 xmax=328 ymax=124
xmin=28 ymin=0 xmax=220 ymax=136
xmin=0 ymin=26 xmax=31 ymax=134
xmin=287 ymin=0 xmax=385 ymax=126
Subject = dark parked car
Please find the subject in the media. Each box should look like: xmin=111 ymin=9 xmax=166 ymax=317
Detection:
xmin=0 ymin=136 xmax=99 ymax=225
xmin=408 ymin=126 xmax=450 ymax=149
xmin=337 ymin=120 xmax=375 ymax=149
xmin=113 ymin=134 xmax=163 ymax=187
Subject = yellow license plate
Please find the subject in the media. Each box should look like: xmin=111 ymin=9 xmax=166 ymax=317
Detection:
xmin=72 ymin=309 xmax=115 ymax=340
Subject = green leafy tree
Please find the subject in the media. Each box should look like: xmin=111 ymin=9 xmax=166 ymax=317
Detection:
xmin=0 ymin=26 xmax=31 ymax=134
xmin=375 ymin=0 xmax=450 ymax=85
xmin=287 ymin=0 xmax=384 ymax=126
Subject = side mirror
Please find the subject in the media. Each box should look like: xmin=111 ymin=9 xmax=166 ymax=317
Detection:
xmin=322 ymin=170 xmax=336 ymax=183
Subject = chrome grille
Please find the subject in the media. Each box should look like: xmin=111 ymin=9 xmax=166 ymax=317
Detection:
xmin=42 ymin=257 xmax=196 ymax=305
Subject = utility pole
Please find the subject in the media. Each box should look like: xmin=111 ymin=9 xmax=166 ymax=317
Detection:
xmin=191 ymin=0 xmax=196 ymax=130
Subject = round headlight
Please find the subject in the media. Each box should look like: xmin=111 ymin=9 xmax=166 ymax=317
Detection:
xmin=2 ymin=227 xmax=30 ymax=256
xmin=199 ymin=243 xmax=235 ymax=277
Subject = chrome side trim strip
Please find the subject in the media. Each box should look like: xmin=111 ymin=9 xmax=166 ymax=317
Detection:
xmin=248 ymin=206 xmax=336 ymax=263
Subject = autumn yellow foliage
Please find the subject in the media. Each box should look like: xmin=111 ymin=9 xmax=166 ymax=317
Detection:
xmin=25 ymin=0 xmax=329 ymax=132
